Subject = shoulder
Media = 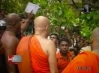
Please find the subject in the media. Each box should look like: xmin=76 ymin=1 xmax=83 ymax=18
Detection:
xmin=20 ymin=35 xmax=32 ymax=42
xmin=46 ymin=39 xmax=55 ymax=45
xmin=68 ymin=52 xmax=88 ymax=66
xmin=62 ymin=52 xmax=92 ymax=73
xmin=2 ymin=36 xmax=18 ymax=44
xmin=46 ymin=39 xmax=56 ymax=53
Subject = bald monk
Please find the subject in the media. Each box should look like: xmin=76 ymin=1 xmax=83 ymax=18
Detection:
xmin=16 ymin=16 xmax=59 ymax=73
xmin=62 ymin=27 xmax=99 ymax=73
xmin=1 ymin=13 xmax=21 ymax=73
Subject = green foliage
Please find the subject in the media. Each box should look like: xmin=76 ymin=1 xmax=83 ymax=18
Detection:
xmin=2 ymin=0 xmax=99 ymax=38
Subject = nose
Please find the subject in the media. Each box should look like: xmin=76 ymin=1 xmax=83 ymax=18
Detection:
xmin=50 ymin=37 xmax=53 ymax=40
xmin=63 ymin=45 xmax=66 ymax=49
xmin=50 ymin=37 xmax=55 ymax=40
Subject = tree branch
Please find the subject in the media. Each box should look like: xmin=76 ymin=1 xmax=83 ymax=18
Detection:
xmin=57 ymin=0 xmax=61 ymax=3
xmin=71 ymin=0 xmax=79 ymax=9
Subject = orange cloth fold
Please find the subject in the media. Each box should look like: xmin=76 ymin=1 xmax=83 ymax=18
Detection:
xmin=29 ymin=36 xmax=50 ymax=73
xmin=16 ymin=35 xmax=33 ymax=73
xmin=62 ymin=51 xmax=99 ymax=73
xmin=57 ymin=51 xmax=72 ymax=73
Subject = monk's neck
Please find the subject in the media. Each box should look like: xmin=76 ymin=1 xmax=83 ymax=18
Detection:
xmin=5 ymin=30 xmax=16 ymax=36
xmin=35 ymin=32 xmax=48 ymax=38
xmin=6 ymin=26 xmax=16 ymax=33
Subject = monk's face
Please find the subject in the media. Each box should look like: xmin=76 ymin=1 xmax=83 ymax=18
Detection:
xmin=59 ymin=41 xmax=69 ymax=54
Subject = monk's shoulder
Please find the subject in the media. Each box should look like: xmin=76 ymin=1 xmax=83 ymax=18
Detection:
xmin=45 ymin=39 xmax=56 ymax=51
xmin=1 ymin=35 xmax=19 ymax=45
xmin=70 ymin=52 xmax=89 ymax=65
xmin=73 ymin=52 xmax=94 ymax=67
xmin=20 ymin=35 xmax=32 ymax=42
xmin=45 ymin=39 xmax=55 ymax=45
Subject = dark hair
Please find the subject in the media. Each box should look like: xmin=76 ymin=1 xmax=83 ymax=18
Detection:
xmin=58 ymin=38 xmax=70 ymax=45
xmin=69 ymin=48 xmax=78 ymax=56
xmin=19 ymin=14 xmax=27 ymax=19
xmin=50 ymin=33 xmax=59 ymax=40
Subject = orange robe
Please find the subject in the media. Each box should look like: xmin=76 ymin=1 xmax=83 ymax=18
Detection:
xmin=56 ymin=51 xmax=72 ymax=73
xmin=16 ymin=35 xmax=33 ymax=73
xmin=29 ymin=36 xmax=50 ymax=73
xmin=62 ymin=51 xmax=99 ymax=73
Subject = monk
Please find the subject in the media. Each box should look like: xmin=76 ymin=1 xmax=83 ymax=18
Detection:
xmin=1 ymin=13 xmax=21 ymax=73
xmin=56 ymin=38 xmax=72 ymax=73
xmin=62 ymin=27 xmax=99 ymax=73
xmin=16 ymin=16 xmax=59 ymax=73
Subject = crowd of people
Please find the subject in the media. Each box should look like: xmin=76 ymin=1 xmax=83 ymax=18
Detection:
xmin=0 ymin=9 xmax=99 ymax=73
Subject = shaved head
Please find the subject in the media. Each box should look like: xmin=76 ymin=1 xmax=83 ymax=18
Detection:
xmin=92 ymin=27 xmax=99 ymax=42
xmin=91 ymin=27 xmax=99 ymax=51
xmin=34 ymin=16 xmax=50 ymax=28
xmin=6 ymin=13 xmax=20 ymax=25
xmin=34 ymin=16 xmax=50 ymax=37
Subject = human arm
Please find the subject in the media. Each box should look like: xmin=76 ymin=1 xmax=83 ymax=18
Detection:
xmin=64 ymin=28 xmax=72 ymax=46
xmin=3 ymin=37 xmax=19 ymax=73
xmin=47 ymin=40 xmax=59 ymax=73
xmin=21 ymin=12 xmax=34 ymax=33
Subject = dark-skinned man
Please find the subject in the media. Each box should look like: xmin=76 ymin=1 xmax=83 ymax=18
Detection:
xmin=56 ymin=38 xmax=72 ymax=73
xmin=1 ymin=13 xmax=21 ymax=73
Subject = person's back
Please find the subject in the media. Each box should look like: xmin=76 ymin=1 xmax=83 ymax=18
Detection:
xmin=30 ymin=35 xmax=52 ymax=73
xmin=17 ymin=16 xmax=58 ymax=73
xmin=1 ymin=13 xmax=21 ymax=73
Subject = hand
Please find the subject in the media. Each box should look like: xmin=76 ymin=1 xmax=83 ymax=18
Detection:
xmin=64 ymin=28 xmax=69 ymax=33
xmin=28 ymin=10 xmax=34 ymax=20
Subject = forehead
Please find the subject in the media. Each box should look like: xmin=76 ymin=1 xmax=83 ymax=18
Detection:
xmin=50 ymin=35 xmax=57 ymax=37
xmin=60 ymin=41 xmax=69 ymax=44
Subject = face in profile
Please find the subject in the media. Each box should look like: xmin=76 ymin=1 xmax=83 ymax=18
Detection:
xmin=59 ymin=41 xmax=69 ymax=54
xmin=50 ymin=35 xmax=57 ymax=44
xmin=15 ymin=17 xmax=21 ymax=32
xmin=14 ymin=16 xmax=22 ymax=39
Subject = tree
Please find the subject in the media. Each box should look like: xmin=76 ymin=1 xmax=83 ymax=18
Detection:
xmin=1 ymin=0 xmax=99 ymax=38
